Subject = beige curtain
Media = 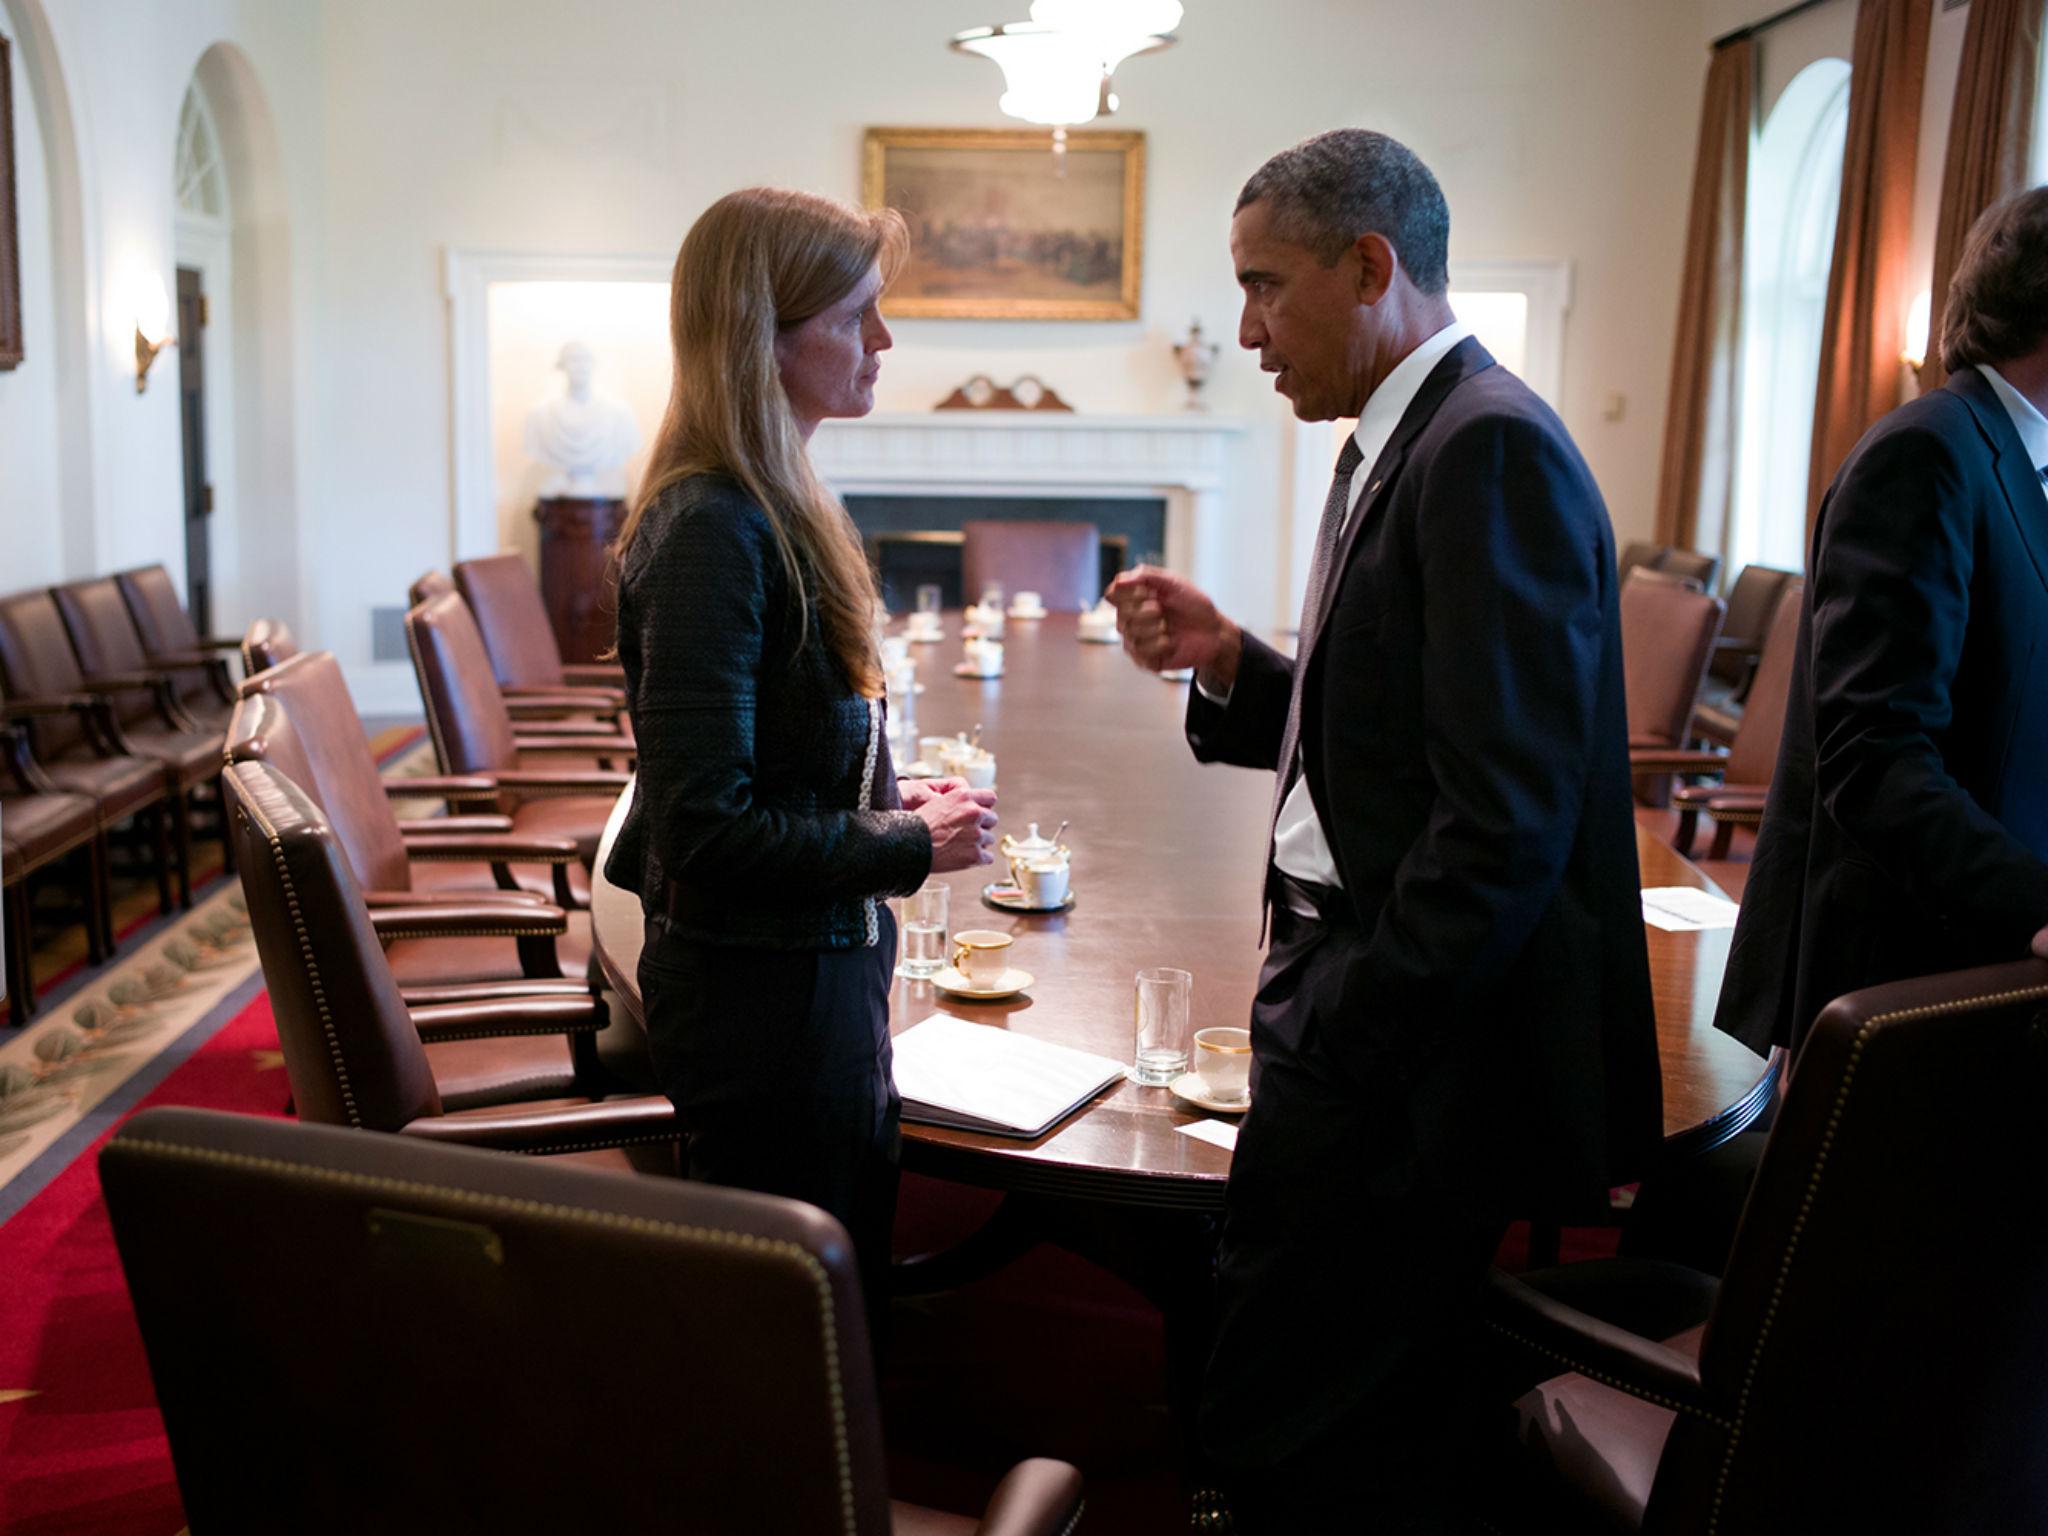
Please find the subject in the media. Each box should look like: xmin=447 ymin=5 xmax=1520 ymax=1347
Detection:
xmin=1921 ymin=0 xmax=2046 ymax=388
xmin=1655 ymin=38 xmax=1755 ymax=560
xmin=1808 ymin=0 xmax=1932 ymax=529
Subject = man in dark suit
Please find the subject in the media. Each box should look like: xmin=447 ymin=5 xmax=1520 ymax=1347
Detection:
xmin=1110 ymin=129 xmax=1659 ymax=1531
xmin=1715 ymin=187 xmax=2048 ymax=1061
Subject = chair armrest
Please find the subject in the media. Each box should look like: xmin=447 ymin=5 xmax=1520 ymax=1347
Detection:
xmin=397 ymin=977 xmax=596 ymax=1007
xmin=503 ymin=686 xmax=626 ymax=713
xmin=968 ymin=1458 xmax=1088 ymax=1536
xmin=363 ymin=886 xmax=551 ymax=908
xmin=510 ymin=734 xmax=637 ymax=759
xmin=78 ymin=671 xmax=197 ymax=731
xmin=394 ymin=813 xmax=515 ymax=835
xmin=1629 ymin=748 xmax=1729 ymax=775
xmin=367 ymin=901 xmax=567 ymax=940
xmin=1 ymin=692 xmax=129 ymax=757
xmin=398 ymin=1093 xmax=678 ymax=1154
xmin=561 ymin=662 xmax=627 ymax=687
xmin=384 ymin=773 xmax=501 ymax=808
xmin=0 ymin=723 xmax=57 ymax=795
xmin=408 ymin=992 xmax=607 ymax=1044
xmin=401 ymin=831 xmax=583 ymax=864
xmin=1481 ymin=1268 xmax=1716 ymax=1419
xmin=490 ymin=767 xmax=634 ymax=795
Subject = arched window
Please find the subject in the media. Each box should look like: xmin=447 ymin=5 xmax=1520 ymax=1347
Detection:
xmin=174 ymin=81 xmax=228 ymax=224
xmin=1730 ymin=57 xmax=1852 ymax=574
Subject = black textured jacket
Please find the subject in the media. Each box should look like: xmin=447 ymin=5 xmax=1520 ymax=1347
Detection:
xmin=605 ymin=473 xmax=932 ymax=949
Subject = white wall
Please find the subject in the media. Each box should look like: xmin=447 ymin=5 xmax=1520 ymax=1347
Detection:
xmin=311 ymin=0 xmax=1707 ymax=708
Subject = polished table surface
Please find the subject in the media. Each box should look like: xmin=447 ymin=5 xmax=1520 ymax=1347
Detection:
xmin=594 ymin=612 xmax=1773 ymax=1212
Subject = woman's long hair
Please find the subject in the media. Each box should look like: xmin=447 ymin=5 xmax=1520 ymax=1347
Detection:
xmin=618 ymin=187 xmax=907 ymax=697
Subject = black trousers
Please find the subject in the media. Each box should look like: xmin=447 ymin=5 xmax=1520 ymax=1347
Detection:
xmin=638 ymin=907 xmax=902 ymax=1336
xmin=1202 ymin=907 xmax=1506 ymax=1534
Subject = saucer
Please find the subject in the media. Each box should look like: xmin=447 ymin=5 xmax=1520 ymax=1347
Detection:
xmin=1006 ymin=604 xmax=1048 ymax=620
xmin=982 ymin=882 xmax=1075 ymax=915
xmin=932 ymin=964 xmax=1033 ymax=1000
xmin=1158 ymin=666 xmax=1195 ymax=682
xmin=906 ymin=628 xmax=945 ymax=644
xmin=953 ymin=662 xmax=1004 ymax=679
xmin=1077 ymin=627 xmax=1119 ymax=644
xmin=903 ymin=760 xmax=943 ymax=778
xmin=1169 ymin=1073 xmax=1251 ymax=1115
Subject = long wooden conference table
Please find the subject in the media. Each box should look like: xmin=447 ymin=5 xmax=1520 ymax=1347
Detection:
xmin=593 ymin=611 xmax=1775 ymax=1221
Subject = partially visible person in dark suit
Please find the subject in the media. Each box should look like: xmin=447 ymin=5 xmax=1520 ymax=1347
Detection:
xmin=1715 ymin=186 xmax=2048 ymax=1062
xmin=607 ymin=188 xmax=998 ymax=1328
xmin=1110 ymin=129 xmax=1658 ymax=1533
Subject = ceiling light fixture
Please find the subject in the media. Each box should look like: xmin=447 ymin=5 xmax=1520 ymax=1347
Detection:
xmin=951 ymin=0 xmax=1180 ymax=137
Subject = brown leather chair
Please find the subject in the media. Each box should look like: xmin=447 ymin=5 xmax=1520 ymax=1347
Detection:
xmin=418 ymin=563 xmax=628 ymax=733
xmin=962 ymin=520 xmax=1103 ymax=612
xmin=228 ymin=652 xmax=596 ymax=987
xmin=0 ymin=595 xmax=183 ymax=913
xmin=1620 ymin=571 xmax=1724 ymax=807
xmin=113 ymin=563 xmax=242 ymax=711
xmin=405 ymin=592 xmax=630 ymax=865
xmin=1635 ymin=582 xmax=1803 ymax=859
xmin=54 ymin=576 xmax=232 ymax=734
xmin=1695 ymin=565 xmax=1797 ymax=746
xmin=240 ymin=615 xmax=299 ymax=675
xmin=407 ymin=568 xmax=456 ymax=608
xmin=1652 ymin=546 xmax=1719 ymax=592
xmin=2 ymin=725 xmax=106 ymax=1023
xmin=223 ymin=757 xmax=672 ymax=1135
xmin=103 ymin=1104 xmax=1087 ymax=1534
xmin=453 ymin=551 xmax=627 ymax=698
xmin=1484 ymin=956 xmax=2048 ymax=1533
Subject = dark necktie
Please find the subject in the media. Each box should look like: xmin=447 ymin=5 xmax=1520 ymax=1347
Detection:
xmin=1269 ymin=435 xmax=1366 ymax=845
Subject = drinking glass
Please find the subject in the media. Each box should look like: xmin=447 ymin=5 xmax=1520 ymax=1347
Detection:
xmin=898 ymin=882 xmax=950 ymax=979
xmin=916 ymin=584 xmax=944 ymax=621
xmin=1133 ymin=967 xmax=1193 ymax=1085
xmin=979 ymin=583 xmax=1005 ymax=613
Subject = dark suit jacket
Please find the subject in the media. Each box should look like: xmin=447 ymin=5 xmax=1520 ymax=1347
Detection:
xmin=1716 ymin=368 xmax=2048 ymax=1057
xmin=1188 ymin=337 xmax=1661 ymax=1210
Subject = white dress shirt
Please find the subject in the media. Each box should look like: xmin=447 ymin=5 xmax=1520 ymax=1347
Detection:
xmin=1978 ymin=364 xmax=2048 ymax=507
xmin=1227 ymin=319 xmax=1473 ymax=892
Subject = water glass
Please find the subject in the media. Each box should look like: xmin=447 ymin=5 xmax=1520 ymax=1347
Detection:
xmin=916 ymin=584 xmax=944 ymax=620
xmin=898 ymin=882 xmax=950 ymax=979
xmin=1133 ymin=967 xmax=1193 ymax=1085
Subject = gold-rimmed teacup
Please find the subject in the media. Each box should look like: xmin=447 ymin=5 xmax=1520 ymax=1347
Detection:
xmin=1193 ymin=1026 xmax=1252 ymax=1105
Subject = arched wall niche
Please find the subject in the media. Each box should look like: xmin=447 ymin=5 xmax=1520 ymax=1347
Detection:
xmin=0 ymin=0 xmax=95 ymax=578
xmin=181 ymin=39 xmax=299 ymax=641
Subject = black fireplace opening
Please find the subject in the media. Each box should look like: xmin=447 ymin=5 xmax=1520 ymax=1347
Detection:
xmin=845 ymin=495 xmax=1167 ymax=610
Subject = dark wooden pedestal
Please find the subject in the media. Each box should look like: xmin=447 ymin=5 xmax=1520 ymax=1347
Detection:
xmin=534 ymin=496 xmax=624 ymax=663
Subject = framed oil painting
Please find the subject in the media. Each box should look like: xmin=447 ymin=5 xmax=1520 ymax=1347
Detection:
xmin=0 ymin=33 xmax=22 ymax=370
xmin=862 ymin=127 xmax=1144 ymax=321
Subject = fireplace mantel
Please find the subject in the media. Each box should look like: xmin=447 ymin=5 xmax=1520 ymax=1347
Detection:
xmin=810 ymin=411 xmax=1246 ymax=585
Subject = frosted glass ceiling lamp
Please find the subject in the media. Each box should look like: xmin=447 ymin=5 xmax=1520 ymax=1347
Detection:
xmin=1028 ymin=0 xmax=1182 ymax=71
xmin=951 ymin=5 xmax=1176 ymax=128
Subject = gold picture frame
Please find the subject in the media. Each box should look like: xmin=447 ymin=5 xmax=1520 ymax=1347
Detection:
xmin=861 ymin=126 xmax=1144 ymax=321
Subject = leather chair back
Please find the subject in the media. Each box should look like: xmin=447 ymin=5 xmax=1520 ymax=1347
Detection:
xmin=102 ymin=1104 xmax=896 ymax=1535
xmin=1645 ymin=959 xmax=2048 ymax=1532
xmin=241 ymin=616 xmax=299 ymax=675
xmin=408 ymin=568 xmax=455 ymax=608
xmin=406 ymin=592 xmax=519 ymax=774
xmin=454 ymin=552 xmax=567 ymax=690
xmin=1706 ymin=564 xmax=1794 ymax=686
xmin=0 ymin=588 xmax=94 ymax=760
xmin=1720 ymin=580 xmax=1803 ymax=786
xmin=1653 ymin=546 xmax=1720 ymax=592
xmin=1620 ymin=570 xmax=1724 ymax=749
xmin=114 ymin=564 xmax=199 ymax=656
xmin=52 ymin=577 xmax=163 ymax=728
xmin=223 ymin=759 xmax=443 ymax=1129
xmin=228 ymin=652 xmax=414 ymax=894
xmin=961 ymin=520 xmax=1102 ymax=612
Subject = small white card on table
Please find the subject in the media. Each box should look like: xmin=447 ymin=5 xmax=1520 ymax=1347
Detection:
xmin=1175 ymin=1119 xmax=1239 ymax=1152
xmin=1641 ymin=886 xmax=1740 ymax=932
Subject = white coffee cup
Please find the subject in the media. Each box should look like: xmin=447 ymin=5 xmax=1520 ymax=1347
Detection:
xmin=961 ymin=753 xmax=997 ymax=789
xmin=964 ymin=638 xmax=1004 ymax=676
xmin=1021 ymin=859 xmax=1068 ymax=907
xmin=1193 ymin=1026 xmax=1252 ymax=1104
xmin=917 ymin=736 xmax=953 ymax=772
xmin=951 ymin=928 xmax=1013 ymax=987
xmin=1011 ymin=590 xmax=1045 ymax=616
xmin=967 ymin=604 xmax=1006 ymax=638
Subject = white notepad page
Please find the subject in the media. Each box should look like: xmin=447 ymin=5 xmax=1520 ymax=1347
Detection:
xmin=892 ymin=1013 xmax=1127 ymax=1136
xmin=1641 ymin=886 xmax=1741 ymax=932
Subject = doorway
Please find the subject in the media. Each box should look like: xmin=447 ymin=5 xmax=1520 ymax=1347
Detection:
xmin=175 ymin=266 xmax=211 ymax=633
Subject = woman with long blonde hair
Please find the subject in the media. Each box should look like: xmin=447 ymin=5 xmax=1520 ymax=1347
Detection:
xmin=606 ymin=188 xmax=997 ymax=1308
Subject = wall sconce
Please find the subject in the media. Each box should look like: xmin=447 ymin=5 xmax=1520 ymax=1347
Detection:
xmin=1901 ymin=288 xmax=1932 ymax=372
xmin=134 ymin=274 xmax=176 ymax=393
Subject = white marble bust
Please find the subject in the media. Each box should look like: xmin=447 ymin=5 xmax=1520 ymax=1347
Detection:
xmin=524 ymin=340 xmax=641 ymax=498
